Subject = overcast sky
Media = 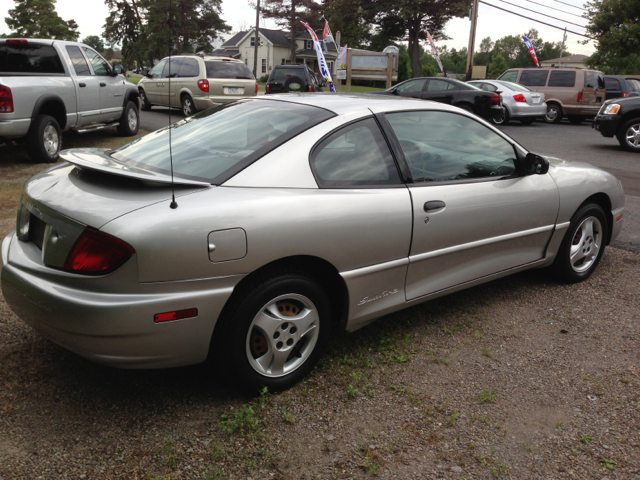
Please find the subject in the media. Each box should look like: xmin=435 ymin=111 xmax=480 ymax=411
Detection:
xmin=0 ymin=0 xmax=595 ymax=57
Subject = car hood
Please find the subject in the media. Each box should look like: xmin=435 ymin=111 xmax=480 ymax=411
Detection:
xmin=25 ymin=150 xmax=209 ymax=229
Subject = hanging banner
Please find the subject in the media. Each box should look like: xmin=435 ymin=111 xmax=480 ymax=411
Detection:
xmin=426 ymin=29 xmax=447 ymax=77
xmin=522 ymin=35 xmax=540 ymax=67
xmin=322 ymin=20 xmax=335 ymax=54
xmin=300 ymin=21 xmax=336 ymax=92
xmin=337 ymin=44 xmax=348 ymax=68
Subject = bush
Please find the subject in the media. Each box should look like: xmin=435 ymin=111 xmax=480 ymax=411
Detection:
xmin=258 ymin=74 xmax=269 ymax=83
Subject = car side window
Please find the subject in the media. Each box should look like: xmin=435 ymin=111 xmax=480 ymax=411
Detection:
xmin=162 ymin=58 xmax=182 ymax=78
xmin=548 ymin=71 xmax=576 ymax=87
xmin=520 ymin=70 xmax=549 ymax=87
xmin=65 ymin=46 xmax=91 ymax=76
xmin=82 ymin=47 xmax=111 ymax=76
xmin=310 ymin=118 xmax=401 ymax=187
xmin=481 ymin=84 xmax=497 ymax=92
xmin=385 ymin=111 xmax=518 ymax=183
xmin=397 ymin=79 xmax=426 ymax=93
xmin=178 ymin=58 xmax=199 ymax=78
xmin=499 ymin=70 xmax=518 ymax=83
xmin=427 ymin=80 xmax=453 ymax=91
xmin=149 ymin=60 xmax=166 ymax=79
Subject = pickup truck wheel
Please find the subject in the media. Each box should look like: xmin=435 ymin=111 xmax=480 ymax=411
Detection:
xmin=616 ymin=118 xmax=640 ymax=152
xmin=26 ymin=115 xmax=61 ymax=164
xmin=116 ymin=101 xmax=139 ymax=136
xmin=139 ymin=89 xmax=152 ymax=111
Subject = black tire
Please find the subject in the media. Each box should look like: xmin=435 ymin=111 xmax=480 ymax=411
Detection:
xmin=568 ymin=115 xmax=583 ymax=125
xmin=139 ymin=89 xmax=152 ymax=111
xmin=491 ymin=107 xmax=510 ymax=125
xmin=214 ymin=273 xmax=332 ymax=393
xmin=181 ymin=94 xmax=197 ymax=117
xmin=616 ymin=117 xmax=640 ymax=152
xmin=544 ymin=103 xmax=563 ymax=124
xmin=519 ymin=118 xmax=536 ymax=125
xmin=552 ymin=203 xmax=608 ymax=284
xmin=283 ymin=76 xmax=305 ymax=92
xmin=116 ymin=101 xmax=139 ymax=136
xmin=455 ymin=103 xmax=474 ymax=114
xmin=25 ymin=115 xmax=61 ymax=164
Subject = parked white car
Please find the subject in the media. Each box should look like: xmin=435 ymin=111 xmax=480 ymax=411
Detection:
xmin=468 ymin=79 xmax=547 ymax=125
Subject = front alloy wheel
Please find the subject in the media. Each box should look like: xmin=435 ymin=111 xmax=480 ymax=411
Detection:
xmin=617 ymin=119 xmax=640 ymax=152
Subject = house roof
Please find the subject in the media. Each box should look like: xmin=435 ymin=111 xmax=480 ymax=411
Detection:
xmin=540 ymin=54 xmax=588 ymax=64
xmin=222 ymin=27 xmax=336 ymax=51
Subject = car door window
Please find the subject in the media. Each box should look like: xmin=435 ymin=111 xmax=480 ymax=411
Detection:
xmin=149 ymin=60 xmax=167 ymax=79
xmin=385 ymin=111 xmax=518 ymax=183
xmin=427 ymin=80 xmax=453 ymax=91
xmin=498 ymin=70 xmax=518 ymax=82
xmin=397 ymin=79 xmax=426 ymax=93
xmin=520 ymin=70 xmax=549 ymax=87
xmin=178 ymin=58 xmax=199 ymax=77
xmin=162 ymin=58 xmax=182 ymax=78
xmin=82 ymin=47 xmax=111 ymax=76
xmin=65 ymin=46 xmax=91 ymax=76
xmin=310 ymin=118 xmax=401 ymax=187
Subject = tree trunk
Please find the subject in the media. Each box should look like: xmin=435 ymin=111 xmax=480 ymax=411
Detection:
xmin=290 ymin=0 xmax=297 ymax=63
xmin=408 ymin=16 xmax=422 ymax=78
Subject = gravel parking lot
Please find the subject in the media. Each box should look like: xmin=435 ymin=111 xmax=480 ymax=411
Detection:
xmin=1 ymin=119 xmax=639 ymax=479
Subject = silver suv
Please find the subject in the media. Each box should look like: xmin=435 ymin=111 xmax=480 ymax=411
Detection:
xmin=137 ymin=55 xmax=257 ymax=116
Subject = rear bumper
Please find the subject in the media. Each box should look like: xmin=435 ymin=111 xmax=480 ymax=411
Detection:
xmin=1 ymin=231 xmax=241 ymax=369
xmin=509 ymin=103 xmax=546 ymax=118
xmin=0 ymin=118 xmax=31 ymax=138
xmin=593 ymin=114 xmax=621 ymax=137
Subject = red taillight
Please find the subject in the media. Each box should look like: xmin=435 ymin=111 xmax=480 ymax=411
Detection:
xmin=255 ymin=83 xmax=258 ymax=94
xmin=154 ymin=308 xmax=198 ymax=323
xmin=543 ymin=94 xmax=546 ymax=102
xmin=490 ymin=92 xmax=501 ymax=104
xmin=197 ymin=79 xmax=209 ymax=92
xmin=513 ymin=93 xmax=526 ymax=103
xmin=622 ymin=92 xmax=630 ymax=98
xmin=0 ymin=85 xmax=13 ymax=113
xmin=265 ymin=84 xmax=270 ymax=94
xmin=6 ymin=39 xmax=28 ymax=44
xmin=577 ymin=91 xmax=583 ymax=103
xmin=63 ymin=228 xmax=135 ymax=275
xmin=308 ymin=84 xmax=313 ymax=92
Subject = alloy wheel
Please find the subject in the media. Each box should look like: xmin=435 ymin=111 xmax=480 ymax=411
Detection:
xmin=569 ymin=216 xmax=602 ymax=273
xmin=245 ymin=293 xmax=320 ymax=378
xmin=43 ymin=124 xmax=59 ymax=156
xmin=127 ymin=108 xmax=138 ymax=130
xmin=183 ymin=97 xmax=193 ymax=116
xmin=625 ymin=123 xmax=640 ymax=149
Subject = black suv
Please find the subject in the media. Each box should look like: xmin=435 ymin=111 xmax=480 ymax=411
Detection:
xmin=594 ymin=97 xmax=640 ymax=152
xmin=265 ymin=64 xmax=324 ymax=94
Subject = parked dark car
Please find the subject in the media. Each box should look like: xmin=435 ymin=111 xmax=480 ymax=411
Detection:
xmin=265 ymin=64 xmax=324 ymax=94
xmin=372 ymin=77 xmax=503 ymax=121
xmin=604 ymin=76 xmax=640 ymax=100
xmin=593 ymin=96 xmax=640 ymax=152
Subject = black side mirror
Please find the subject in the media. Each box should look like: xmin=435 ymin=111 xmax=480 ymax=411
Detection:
xmin=525 ymin=152 xmax=549 ymax=175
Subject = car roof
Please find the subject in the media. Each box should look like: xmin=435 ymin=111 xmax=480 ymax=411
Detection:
xmin=252 ymin=93 xmax=463 ymax=115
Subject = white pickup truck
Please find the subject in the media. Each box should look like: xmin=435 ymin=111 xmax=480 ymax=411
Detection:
xmin=0 ymin=38 xmax=140 ymax=163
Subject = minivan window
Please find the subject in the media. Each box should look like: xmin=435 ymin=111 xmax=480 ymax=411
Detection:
xmin=498 ymin=70 xmax=518 ymax=83
xmin=111 ymin=100 xmax=333 ymax=184
xmin=205 ymin=61 xmax=254 ymax=79
xmin=161 ymin=58 xmax=182 ymax=78
xmin=0 ymin=44 xmax=65 ymax=74
xmin=585 ymin=71 xmax=605 ymax=89
xmin=548 ymin=71 xmax=576 ymax=87
xmin=178 ymin=58 xmax=199 ymax=77
xmin=520 ymin=70 xmax=549 ymax=87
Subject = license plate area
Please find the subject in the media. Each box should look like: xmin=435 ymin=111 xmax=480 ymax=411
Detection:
xmin=28 ymin=214 xmax=47 ymax=250
xmin=225 ymin=87 xmax=244 ymax=95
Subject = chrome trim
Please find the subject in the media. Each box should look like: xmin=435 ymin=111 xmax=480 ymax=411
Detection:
xmin=341 ymin=257 xmax=408 ymax=280
xmin=409 ymin=225 xmax=555 ymax=263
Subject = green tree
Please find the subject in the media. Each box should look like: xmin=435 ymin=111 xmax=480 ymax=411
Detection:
xmin=82 ymin=35 xmax=105 ymax=51
xmin=324 ymin=0 xmax=372 ymax=49
xmin=5 ymin=0 xmax=79 ymax=40
xmin=584 ymin=0 xmax=640 ymax=74
xmin=488 ymin=53 xmax=508 ymax=78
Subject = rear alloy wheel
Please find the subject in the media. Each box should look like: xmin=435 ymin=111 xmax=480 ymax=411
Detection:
xmin=139 ymin=89 xmax=152 ymax=111
xmin=217 ymin=273 xmax=332 ymax=393
xmin=491 ymin=107 xmax=510 ymax=125
xmin=182 ymin=94 xmax=196 ymax=117
xmin=116 ymin=101 xmax=139 ymax=136
xmin=616 ymin=118 xmax=640 ymax=152
xmin=544 ymin=103 xmax=563 ymax=124
xmin=26 ymin=114 xmax=61 ymax=164
xmin=552 ymin=203 xmax=607 ymax=283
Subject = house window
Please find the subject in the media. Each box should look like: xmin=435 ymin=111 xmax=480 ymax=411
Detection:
xmin=250 ymin=36 xmax=255 ymax=47
xmin=328 ymin=61 xmax=334 ymax=74
xmin=281 ymin=58 xmax=285 ymax=64
xmin=305 ymin=40 xmax=313 ymax=50
xmin=244 ymin=58 xmax=248 ymax=65
xmin=261 ymin=58 xmax=267 ymax=73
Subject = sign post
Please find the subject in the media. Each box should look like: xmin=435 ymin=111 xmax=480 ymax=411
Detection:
xmin=342 ymin=48 xmax=398 ymax=93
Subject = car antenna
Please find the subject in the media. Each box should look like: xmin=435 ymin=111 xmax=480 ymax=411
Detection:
xmin=168 ymin=3 xmax=178 ymax=209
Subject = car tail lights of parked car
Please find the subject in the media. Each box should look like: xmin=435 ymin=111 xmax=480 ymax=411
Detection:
xmin=513 ymin=93 xmax=526 ymax=103
xmin=265 ymin=84 xmax=270 ymax=94
xmin=197 ymin=79 xmax=209 ymax=92
xmin=622 ymin=92 xmax=630 ymax=98
xmin=577 ymin=91 xmax=583 ymax=103
xmin=490 ymin=93 xmax=501 ymax=104
xmin=308 ymin=85 xmax=313 ymax=92
xmin=63 ymin=228 xmax=135 ymax=275
xmin=0 ymin=85 xmax=14 ymax=113
xmin=255 ymin=83 xmax=258 ymax=94
xmin=6 ymin=38 xmax=28 ymax=44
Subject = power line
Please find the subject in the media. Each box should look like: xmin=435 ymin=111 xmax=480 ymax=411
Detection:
xmin=479 ymin=1 xmax=594 ymax=38
xmin=490 ymin=0 xmax=587 ymax=28
xmin=551 ymin=0 xmax=588 ymax=12
xmin=521 ymin=0 xmax=587 ymax=19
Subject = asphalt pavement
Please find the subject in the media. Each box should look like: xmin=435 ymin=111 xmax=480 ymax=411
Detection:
xmin=138 ymin=109 xmax=639 ymax=252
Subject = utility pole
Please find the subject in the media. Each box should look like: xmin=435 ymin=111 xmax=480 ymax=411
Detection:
xmin=335 ymin=31 xmax=342 ymax=92
xmin=559 ymin=27 xmax=567 ymax=67
xmin=465 ymin=0 xmax=479 ymax=81
xmin=253 ymin=0 xmax=260 ymax=79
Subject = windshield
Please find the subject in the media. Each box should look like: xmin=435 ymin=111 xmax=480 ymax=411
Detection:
xmin=111 ymin=100 xmax=334 ymax=184
xmin=205 ymin=61 xmax=254 ymax=79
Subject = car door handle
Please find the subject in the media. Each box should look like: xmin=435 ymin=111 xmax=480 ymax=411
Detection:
xmin=100 ymin=82 xmax=106 ymax=87
xmin=79 ymin=82 xmax=86 ymax=87
xmin=424 ymin=201 xmax=446 ymax=212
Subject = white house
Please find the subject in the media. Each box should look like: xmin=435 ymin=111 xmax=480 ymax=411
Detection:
xmin=214 ymin=27 xmax=338 ymax=78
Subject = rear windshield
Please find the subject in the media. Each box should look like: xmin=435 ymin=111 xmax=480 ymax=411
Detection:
xmin=494 ymin=80 xmax=532 ymax=92
xmin=270 ymin=67 xmax=306 ymax=83
xmin=605 ymin=77 xmax=620 ymax=90
xmin=627 ymin=79 xmax=640 ymax=93
xmin=585 ymin=71 xmax=605 ymax=89
xmin=205 ymin=61 xmax=254 ymax=79
xmin=111 ymin=100 xmax=334 ymax=184
xmin=0 ymin=43 xmax=65 ymax=74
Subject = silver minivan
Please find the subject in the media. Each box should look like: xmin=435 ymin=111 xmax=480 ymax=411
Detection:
xmin=138 ymin=54 xmax=257 ymax=116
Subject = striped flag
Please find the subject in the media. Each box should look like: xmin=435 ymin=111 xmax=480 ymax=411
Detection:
xmin=522 ymin=35 xmax=540 ymax=67
xmin=426 ymin=29 xmax=447 ymax=77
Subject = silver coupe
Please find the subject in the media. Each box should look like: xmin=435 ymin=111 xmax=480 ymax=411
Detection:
xmin=1 ymin=94 xmax=625 ymax=391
